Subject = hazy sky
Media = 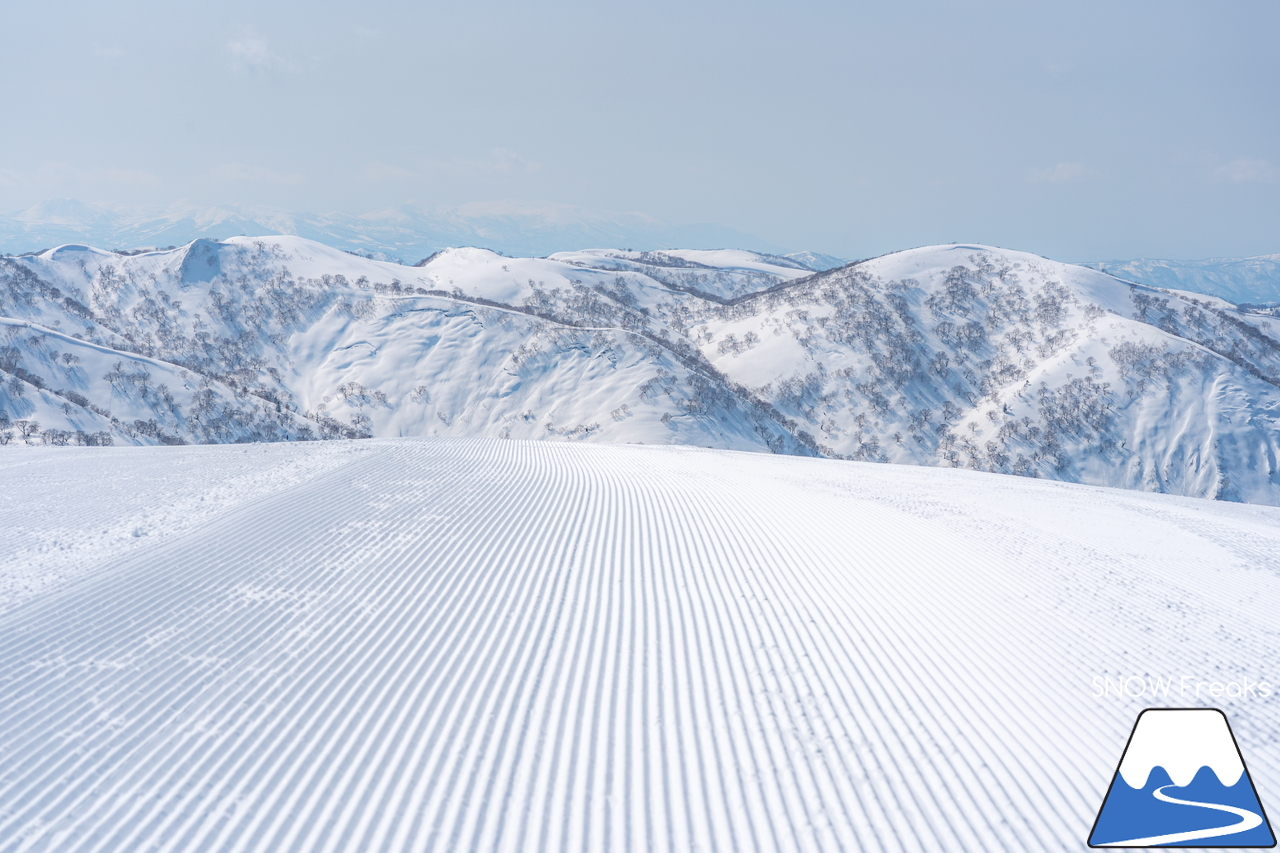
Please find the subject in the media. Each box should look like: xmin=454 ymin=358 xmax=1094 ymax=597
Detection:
xmin=2 ymin=0 xmax=1277 ymax=260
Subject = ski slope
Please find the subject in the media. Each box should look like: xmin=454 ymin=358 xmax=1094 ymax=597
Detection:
xmin=1 ymin=440 xmax=1279 ymax=852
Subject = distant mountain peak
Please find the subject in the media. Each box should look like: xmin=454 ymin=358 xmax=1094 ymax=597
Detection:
xmin=1086 ymin=254 xmax=1280 ymax=304
xmin=16 ymin=197 xmax=115 ymax=228
xmin=784 ymin=250 xmax=849 ymax=271
xmin=1 ymin=198 xmax=788 ymax=261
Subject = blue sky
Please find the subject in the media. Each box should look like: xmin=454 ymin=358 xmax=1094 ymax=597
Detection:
xmin=1 ymin=0 xmax=1277 ymax=260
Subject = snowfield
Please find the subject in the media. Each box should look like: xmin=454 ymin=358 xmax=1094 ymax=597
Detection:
xmin=2 ymin=439 xmax=1278 ymax=852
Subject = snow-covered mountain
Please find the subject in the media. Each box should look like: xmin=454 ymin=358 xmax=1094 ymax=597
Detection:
xmin=0 ymin=199 xmax=797 ymax=262
xmin=3 ymin=237 xmax=1280 ymax=504
xmin=2 ymin=439 xmax=1279 ymax=851
xmin=1086 ymin=254 xmax=1280 ymax=305
xmin=782 ymin=249 xmax=849 ymax=271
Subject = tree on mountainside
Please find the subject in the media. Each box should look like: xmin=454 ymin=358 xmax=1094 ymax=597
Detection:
xmin=41 ymin=429 xmax=71 ymax=446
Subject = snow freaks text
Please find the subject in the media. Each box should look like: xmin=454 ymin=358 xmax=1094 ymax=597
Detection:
xmin=1091 ymin=675 xmax=1273 ymax=700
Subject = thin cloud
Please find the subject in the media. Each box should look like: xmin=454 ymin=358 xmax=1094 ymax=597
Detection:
xmin=1214 ymin=157 xmax=1280 ymax=185
xmin=227 ymin=31 xmax=291 ymax=76
xmin=210 ymin=163 xmax=303 ymax=185
xmin=486 ymin=147 xmax=542 ymax=174
xmin=1028 ymin=162 xmax=1089 ymax=184
xmin=429 ymin=148 xmax=543 ymax=175
xmin=34 ymin=161 xmax=86 ymax=183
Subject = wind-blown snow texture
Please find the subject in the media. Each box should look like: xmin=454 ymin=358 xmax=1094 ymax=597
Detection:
xmin=3 ymin=238 xmax=1280 ymax=504
xmin=1 ymin=440 xmax=1278 ymax=852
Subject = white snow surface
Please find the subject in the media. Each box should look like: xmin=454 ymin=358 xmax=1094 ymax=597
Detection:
xmin=1117 ymin=710 xmax=1245 ymax=789
xmin=0 ymin=441 xmax=376 ymax=615
xmin=785 ymin=250 xmax=850 ymax=272
xmin=2 ymin=439 xmax=1279 ymax=852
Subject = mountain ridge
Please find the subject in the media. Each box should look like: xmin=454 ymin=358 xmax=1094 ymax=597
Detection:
xmin=1086 ymin=254 xmax=1280 ymax=305
xmin=0 ymin=198 xmax=824 ymax=265
xmin=2 ymin=236 xmax=1279 ymax=505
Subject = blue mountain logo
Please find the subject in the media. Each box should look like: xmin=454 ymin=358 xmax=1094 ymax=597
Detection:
xmin=1090 ymin=708 xmax=1275 ymax=847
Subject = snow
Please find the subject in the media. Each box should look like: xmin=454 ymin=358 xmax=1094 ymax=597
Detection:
xmin=648 ymin=248 xmax=812 ymax=277
xmin=785 ymin=250 xmax=849 ymax=272
xmin=0 ymin=199 xmax=782 ymax=262
xmin=1 ymin=438 xmax=1278 ymax=851
xmin=1087 ymin=255 xmax=1280 ymax=305
xmin=0 ymin=441 xmax=376 ymax=616
xmin=4 ymin=236 xmax=1280 ymax=506
xmin=691 ymin=244 xmax=1280 ymax=502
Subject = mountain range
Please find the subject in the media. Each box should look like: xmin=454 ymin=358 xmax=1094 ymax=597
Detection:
xmin=0 ymin=198 xmax=824 ymax=265
xmin=6 ymin=199 xmax=1280 ymax=306
xmin=1086 ymin=254 xmax=1280 ymax=306
xmin=3 ymin=235 xmax=1280 ymax=504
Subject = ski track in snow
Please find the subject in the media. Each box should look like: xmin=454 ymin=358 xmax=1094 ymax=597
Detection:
xmin=1 ymin=439 xmax=1279 ymax=852
xmin=0 ymin=442 xmax=378 ymax=615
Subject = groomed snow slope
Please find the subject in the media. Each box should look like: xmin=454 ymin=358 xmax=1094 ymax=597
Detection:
xmin=2 ymin=440 xmax=1278 ymax=852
